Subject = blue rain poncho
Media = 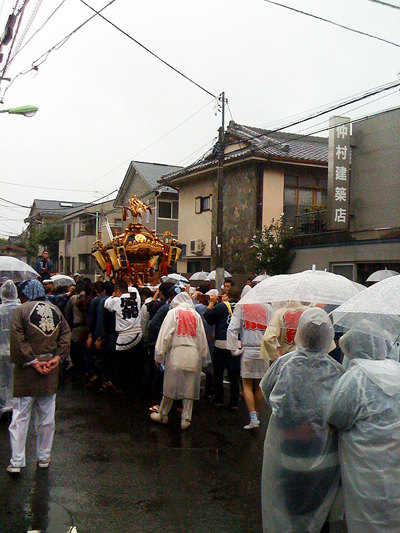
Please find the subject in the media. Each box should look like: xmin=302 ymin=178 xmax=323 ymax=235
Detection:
xmin=0 ymin=280 xmax=19 ymax=414
xmin=260 ymin=308 xmax=344 ymax=533
xmin=327 ymin=324 xmax=400 ymax=533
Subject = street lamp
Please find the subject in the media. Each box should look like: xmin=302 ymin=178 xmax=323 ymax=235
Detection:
xmin=0 ymin=105 xmax=38 ymax=117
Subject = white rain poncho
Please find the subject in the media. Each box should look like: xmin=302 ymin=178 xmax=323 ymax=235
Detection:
xmin=327 ymin=324 xmax=400 ymax=533
xmin=155 ymin=292 xmax=209 ymax=400
xmin=0 ymin=280 xmax=19 ymax=414
xmin=260 ymin=308 xmax=344 ymax=533
xmin=227 ymin=302 xmax=273 ymax=378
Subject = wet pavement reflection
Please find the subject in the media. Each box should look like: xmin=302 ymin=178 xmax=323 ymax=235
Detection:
xmin=0 ymin=370 xmax=347 ymax=532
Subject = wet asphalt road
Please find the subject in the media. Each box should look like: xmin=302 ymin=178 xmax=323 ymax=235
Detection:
xmin=0 ymin=370 xmax=348 ymax=533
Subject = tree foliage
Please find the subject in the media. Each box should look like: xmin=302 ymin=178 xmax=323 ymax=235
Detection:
xmin=27 ymin=220 xmax=63 ymax=264
xmin=249 ymin=215 xmax=295 ymax=276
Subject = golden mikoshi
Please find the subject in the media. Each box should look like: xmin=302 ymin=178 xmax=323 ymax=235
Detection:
xmin=92 ymin=196 xmax=181 ymax=285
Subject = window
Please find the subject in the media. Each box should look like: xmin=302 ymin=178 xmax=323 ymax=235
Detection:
xmin=66 ymin=257 xmax=71 ymax=273
xmin=284 ymin=175 xmax=327 ymax=226
xmin=158 ymin=200 xmax=178 ymax=220
xmin=195 ymin=195 xmax=212 ymax=214
xmin=72 ymin=257 xmax=75 ymax=273
xmin=78 ymin=215 xmax=96 ymax=236
xmin=331 ymin=263 xmax=355 ymax=281
xmin=65 ymin=224 xmax=71 ymax=241
xmin=78 ymin=254 xmax=95 ymax=275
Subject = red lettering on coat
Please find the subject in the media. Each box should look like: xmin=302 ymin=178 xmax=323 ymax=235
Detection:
xmin=176 ymin=309 xmax=197 ymax=337
xmin=242 ymin=304 xmax=268 ymax=331
xmin=283 ymin=310 xmax=303 ymax=345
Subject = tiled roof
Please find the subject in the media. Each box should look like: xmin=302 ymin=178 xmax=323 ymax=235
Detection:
xmin=133 ymin=161 xmax=182 ymax=191
xmin=160 ymin=122 xmax=328 ymax=184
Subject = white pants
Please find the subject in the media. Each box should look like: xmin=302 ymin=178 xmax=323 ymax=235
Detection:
xmin=159 ymin=396 xmax=193 ymax=423
xmin=9 ymin=394 xmax=56 ymax=467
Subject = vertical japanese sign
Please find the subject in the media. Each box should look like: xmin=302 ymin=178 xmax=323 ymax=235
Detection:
xmin=327 ymin=116 xmax=350 ymax=230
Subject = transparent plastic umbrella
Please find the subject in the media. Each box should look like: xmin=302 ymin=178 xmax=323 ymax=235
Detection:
xmin=51 ymin=274 xmax=75 ymax=288
xmin=165 ymin=273 xmax=189 ymax=284
xmin=235 ymin=269 xmax=365 ymax=326
xmin=330 ymin=275 xmax=400 ymax=341
xmin=366 ymin=268 xmax=399 ymax=283
xmin=253 ymin=274 xmax=270 ymax=283
xmin=189 ymin=271 xmax=209 ymax=281
xmin=208 ymin=269 xmax=232 ymax=281
xmin=0 ymin=256 xmax=39 ymax=282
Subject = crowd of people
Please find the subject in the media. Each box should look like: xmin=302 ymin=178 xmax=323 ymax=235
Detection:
xmin=0 ymin=262 xmax=399 ymax=533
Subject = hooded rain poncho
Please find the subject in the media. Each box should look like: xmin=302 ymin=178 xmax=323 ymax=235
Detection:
xmin=327 ymin=323 xmax=400 ymax=533
xmin=155 ymin=292 xmax=209 ymax=400
xmin=0 ymin=280 xmax=19 ymax=414
xmin=260 ymin=308 xmax=344 ymax=533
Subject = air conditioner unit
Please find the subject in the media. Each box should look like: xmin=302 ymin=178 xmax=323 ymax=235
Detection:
xmin=190 ymin=239 xmax=205 ymax=255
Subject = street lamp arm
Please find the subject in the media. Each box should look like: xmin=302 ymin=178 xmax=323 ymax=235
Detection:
xmin=0 ymin=105 xmax=38 ymax=117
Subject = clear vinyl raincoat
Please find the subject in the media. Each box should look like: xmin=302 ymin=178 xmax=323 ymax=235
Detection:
xmin=155 ymin=292 xmax=209 ymax=400
xmin=227 ymin=302 xmax=273 ymax=378
xmin=0 ymin=280 xmax=19 ymax=414
xmin=260 ymin=308 xmax=344 ymax=533
xmin=327 ymin=324 xmax=400 ymax=533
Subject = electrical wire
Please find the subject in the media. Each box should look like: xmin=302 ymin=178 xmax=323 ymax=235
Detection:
xmin=79 ymin=0 xmax=216 ymax=98
xmin=12 ymin=0 xmax=67 ymax=59
xmin=228 ymin=79 xmax=400 ymax=145
xmin=0 ymin=0 xmax=116 ymax=102
xmin=7 ymin=0 xmax=43 ymax=69
xmin=279 ymin=88 xmax=399 ymax=139
xmin=262 ymin=0 xmax=400 ymax=49
xmin=0 ymin=180 xmax=108 ymax=193
xmin=364 ymin=0 xmax=400 ymax=9
xmin=60 ymin=98 xmax=216 ymax=199
xmin=0 ymin=196 xmax=30 ymax=208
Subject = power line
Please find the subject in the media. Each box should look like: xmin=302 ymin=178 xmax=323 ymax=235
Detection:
xmin=364 ymin=0 xmax=400 ymax=9
xmin=0 ymin=196 xmax=30 ymax=208
xmin=0 ymin=180 xmax=108 ymax=193
xmin=79 ymin=0 xmax=216 ymax=98
xmin=12 ymin=0 xmax=67 ymax=59
xmin=228 ymin=79 xmax=400 ymax=145
xmin=60 ymin=98 xmax=216 ymax=199
xmin=1 ymin=0 xmax=116 ymax=101
xmin=262 ymin=0 xmax=400 ymax=49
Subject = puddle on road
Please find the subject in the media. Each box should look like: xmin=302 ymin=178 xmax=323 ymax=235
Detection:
xmin=18 ymin=501 xmax=75 ymax=533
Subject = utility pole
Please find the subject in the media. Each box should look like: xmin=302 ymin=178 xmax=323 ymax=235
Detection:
xmin=216 ymin=92 xmax=226 ymax=293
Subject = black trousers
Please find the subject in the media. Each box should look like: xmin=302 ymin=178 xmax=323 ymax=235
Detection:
xmin=213 ymin=347 xmax=240 ymax=407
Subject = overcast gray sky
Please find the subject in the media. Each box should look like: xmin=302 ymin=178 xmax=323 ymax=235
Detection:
xmin=0 ymin=0 xmax=399 ymax=237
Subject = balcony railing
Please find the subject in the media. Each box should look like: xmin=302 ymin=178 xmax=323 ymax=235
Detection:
xmin=293 ymin=209 xmax=327 ymax=236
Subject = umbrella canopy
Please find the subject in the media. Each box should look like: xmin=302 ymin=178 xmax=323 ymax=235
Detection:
xmin=0 ymin=256 xmax=39 ymax=282
xmin=253 ymin=274 xmax=270 ymax=283
xmin=207 ymin=269 xmax=232 ymax=281
xmin=51 ymin=274 xmax=76 ymax=288
xmin=235 ymin=269 xmax=365 ymax=325
xmin=330 ymin=275 xmax=400 ymax=340
xmin=366 ymin=268 xmax=399 ymax=283
xmin=165 ymin=273 xmax=189 ymax=284
xmin=189 ymin=271 xmax=209 ymax=281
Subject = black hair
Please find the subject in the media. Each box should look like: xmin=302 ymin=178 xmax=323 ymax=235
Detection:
xmin=159 ymin=282 xmax=174 ymax=298
xmin=115 ymin=279 xmax=128 ymax=294
xmin=141 ymin=287 xmax=153 ymax=299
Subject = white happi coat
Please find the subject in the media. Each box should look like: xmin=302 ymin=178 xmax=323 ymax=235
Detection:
xmin=155 ymin=293 xmax=209 ymax=400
